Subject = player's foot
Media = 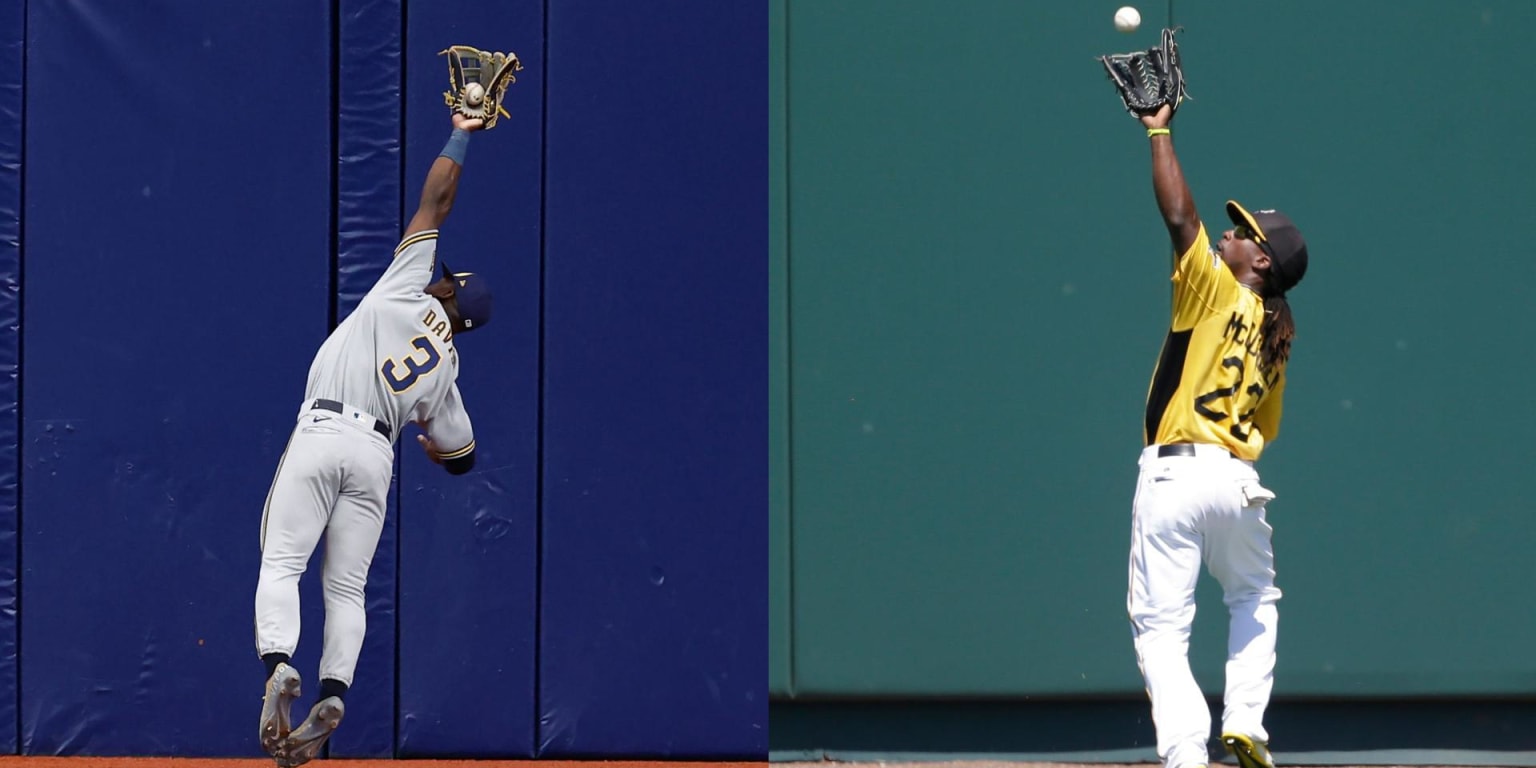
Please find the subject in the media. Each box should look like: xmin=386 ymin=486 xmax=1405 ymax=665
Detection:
xmin=258 ymin=664 xmax=302 ymax=759
xmin=1222 ymin=733 xmax=1274 ymax=768
xmin=282 ymin=696 xmax=345 ymax=767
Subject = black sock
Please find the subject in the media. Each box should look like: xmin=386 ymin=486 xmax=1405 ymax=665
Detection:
xmin=317 ymin=678 xmax=348 ymax=702
xmin=262 ymin=653 xmax=291 ymax=680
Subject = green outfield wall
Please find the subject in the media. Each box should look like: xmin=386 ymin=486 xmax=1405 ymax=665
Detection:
xmin=770 ymin=0 xmax=1536 ymax=711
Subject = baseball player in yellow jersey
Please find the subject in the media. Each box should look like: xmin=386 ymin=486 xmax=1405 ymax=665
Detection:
xmin=1127 ymin=102 xmax=1309 ymax=768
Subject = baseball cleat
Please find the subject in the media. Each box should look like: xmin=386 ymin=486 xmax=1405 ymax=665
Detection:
xmin=282 ymin=696 xmax=345 ymax=767
xmin=258 ymin=664 xmax=302 ymax=759
xmin=1222 ymin=733 xmax=1274 ymax=768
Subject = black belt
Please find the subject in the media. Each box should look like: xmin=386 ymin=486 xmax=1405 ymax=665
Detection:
xmin=1157 ymin=443 xmax=1235 ymax=459
xmin=312 ymin=399 xmax=391 ymax=440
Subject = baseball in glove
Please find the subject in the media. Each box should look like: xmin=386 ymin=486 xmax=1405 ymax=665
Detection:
xmin=1097 ymin=27 xmax=1189 ymax=117
xmin=439 ymin=45 xmax=524 ymax=129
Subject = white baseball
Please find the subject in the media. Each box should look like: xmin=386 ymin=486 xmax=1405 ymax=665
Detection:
xmin=464 ymin=82 xmax=485 ymax=106
xmin=1114 ymin=6 xmax=1141 ymax=33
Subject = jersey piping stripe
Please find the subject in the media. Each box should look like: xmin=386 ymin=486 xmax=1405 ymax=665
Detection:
xmin=1144 ymin=329 xmax=1193 ymax=445
xmin=437 ymin=439 xmax=475 ymax=460
xmin=394 ymin=230 xmax=438 ymax=255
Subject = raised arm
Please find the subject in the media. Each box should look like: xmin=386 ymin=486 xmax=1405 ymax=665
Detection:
xmin=1140 ymin=104 xmax=1201 ymax=261
xmin=404 ymin=113 xmax=485 ymax=238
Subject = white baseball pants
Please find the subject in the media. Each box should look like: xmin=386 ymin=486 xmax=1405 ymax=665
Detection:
xmin=1127 ymin=444 xmax=1282 ymax=768
xmin=254 ymin=405 xmax=394 ymax=686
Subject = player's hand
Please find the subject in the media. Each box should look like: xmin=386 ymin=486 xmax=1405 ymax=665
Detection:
xmin=451 ymin=113 xmax=485 ymax=133
xmin=416 ymin=434 xmax=443 ymax=465
xmin=1139 ymin=104 xmax=1173 ymax=130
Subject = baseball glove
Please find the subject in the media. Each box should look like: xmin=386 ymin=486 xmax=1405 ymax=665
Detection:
xmin=439 ymin=45 xmax=524 ymax=129
xmin=1097 ymin=27 xmax=1189 ymax=117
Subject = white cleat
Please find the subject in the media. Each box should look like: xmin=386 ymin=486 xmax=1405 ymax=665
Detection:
xmin=258 ymin=664 xmax=302 ymax=760
xmin=282 ymin=696 xmax=345 ymax=767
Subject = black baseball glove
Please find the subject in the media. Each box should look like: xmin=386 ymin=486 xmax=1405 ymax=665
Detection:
xmin=1098 ymin=27 xmax=1189 ymax=117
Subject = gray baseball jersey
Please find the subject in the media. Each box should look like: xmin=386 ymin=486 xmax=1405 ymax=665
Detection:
xmin=254 ymin=228 xmax=477 ymax=696
xmin=301 ymin=229 xmax=475 ymax=461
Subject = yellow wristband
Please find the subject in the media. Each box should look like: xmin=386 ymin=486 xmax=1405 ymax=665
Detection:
xmin=1147 ymin=128 xmax=1171 ymax=138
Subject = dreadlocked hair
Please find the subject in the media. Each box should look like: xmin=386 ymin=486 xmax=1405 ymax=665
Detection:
xmin=1258 ymin=270 xmax=1295 ymax=374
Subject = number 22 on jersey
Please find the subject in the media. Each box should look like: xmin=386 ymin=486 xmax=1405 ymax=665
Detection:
xmin=381 ymin=336 xmax=441 ymax=393
xmin=1194 ymin=355 xmax=1264 ymax=440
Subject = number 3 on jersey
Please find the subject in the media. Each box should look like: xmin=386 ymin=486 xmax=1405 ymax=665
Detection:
xmin=381 ymin=336 xmax=441 ymax=393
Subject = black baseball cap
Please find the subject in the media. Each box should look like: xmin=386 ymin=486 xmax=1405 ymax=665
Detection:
xmin=439 ymin=260 xmax=493 ymax=331
xmin=1226 ymin=200 xmax=1309 ymax=294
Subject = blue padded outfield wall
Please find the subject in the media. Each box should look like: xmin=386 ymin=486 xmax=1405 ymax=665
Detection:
xmin=395 ymin=0 xmax=542 ymax=758
xmin=540 ymin=1 xmax=766 ymax=757
xmin=331 ymin=0 xmax=403 ymax=758
xmin=11 ymin=0 xmax=764 ymax=758
xmin=22 ymin=0 xmax=331 ymax=755
xmin=0 ymin=0 xmax=19 ymax=755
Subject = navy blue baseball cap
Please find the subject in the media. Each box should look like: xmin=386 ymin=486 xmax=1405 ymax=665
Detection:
xmin=440 ymin=261 xmax=493 ymax=331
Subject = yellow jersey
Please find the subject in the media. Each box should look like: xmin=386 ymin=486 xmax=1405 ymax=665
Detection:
xmin=1143 ymin=225 xmax=1286 ymax=461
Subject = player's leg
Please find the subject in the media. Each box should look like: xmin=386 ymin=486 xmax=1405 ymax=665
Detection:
xmin=1203 ymin=481 xmax=1281 ymax=759
xmin=1128 ymin=460 xmax=1211 ymax=768
xmin=255 ymin=423 xmax=344 ymax=661
xmin=253 ymin=420 xmax=344 ymax=755
xmin=288 ymin=432 xmax=392 ymax=765
xmin=316 ymin=435 xmax=392 ymax=691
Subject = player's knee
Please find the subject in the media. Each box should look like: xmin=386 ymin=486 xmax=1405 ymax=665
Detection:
xmin=1223 ymin=584 xmax=1281 ymax=608
xmin=1131 ymin=608 xmax=1195 ymax=639
xmin=323 ymin=572 xmax=368 ymax=601
xmin=1133 ymin=628 xmax=1190 ymax=659
xmin=259 ymin=552 xmax=310 ymax=578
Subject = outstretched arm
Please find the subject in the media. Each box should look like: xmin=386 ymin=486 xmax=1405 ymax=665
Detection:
xmin=404 ymin=113 xmax=485 ymax=238
xmin=1140 ymin=104 xmax=1201 ymax=262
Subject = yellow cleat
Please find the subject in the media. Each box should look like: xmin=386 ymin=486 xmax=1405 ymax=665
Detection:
xmin=1222 ymin=733 xmax=1275 ymax=768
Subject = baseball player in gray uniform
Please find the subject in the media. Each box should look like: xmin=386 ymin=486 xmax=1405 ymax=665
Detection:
xmin=253 ymin=112 xmax=492 ymax=767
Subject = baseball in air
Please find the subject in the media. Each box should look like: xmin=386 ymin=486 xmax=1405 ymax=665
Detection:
xmin=1114 ymin=6 xmax=1141 ymax=33
xmin=464 ymin=82 xmax=485 ymax=106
